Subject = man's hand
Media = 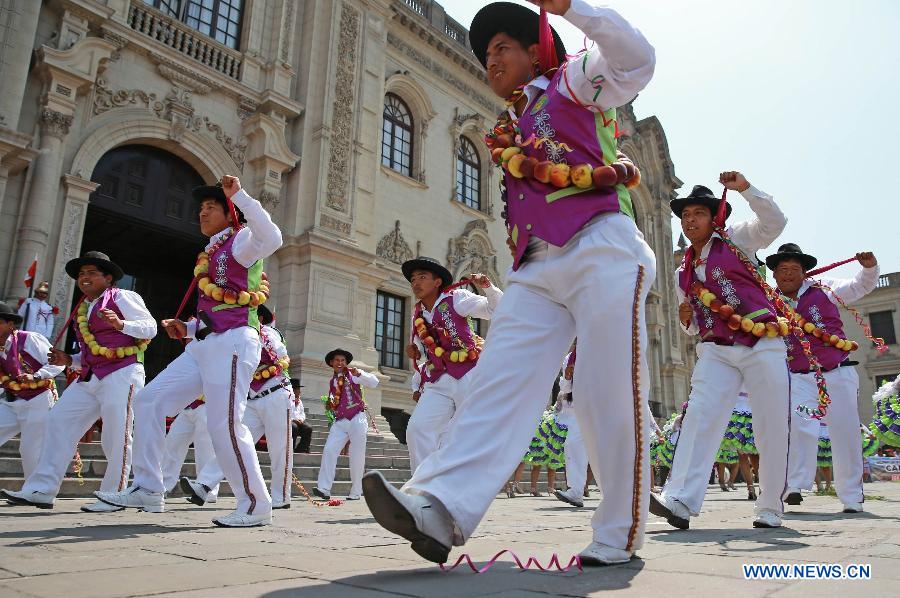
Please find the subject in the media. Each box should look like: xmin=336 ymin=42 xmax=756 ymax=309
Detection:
xmin=679 ymin=300 xmax=693 ymax=327
xmin=526 ymin=0 xmax=572 ymax=15
xmin=221 ymin=175 xmax=242 ymax=199
xmin=47 ymin=348 xmax=72 ymax=367
xmin=16 ymin=374 xmax=36 ymax=383
xmin=161 ymin=318 xmax=188 ymax=340
xmin=564 ymin=365 xmax=574 ymax=381
xmin=348 ymin=367 xmax=361 ymax=377
xmin=99 ymin=308 xmax=124 ymax=331
xmin=406 ymin=344 xmax=421 ymax=361
xmin=469 ymin=273 xmax=492 ymax=289
xmin=857 ymin=252 xmax=878 ymax=268
xmin=719 ymin=171 xmax=750 ymax=192
xmin=412 ymin=390 xmax=421 ymax=403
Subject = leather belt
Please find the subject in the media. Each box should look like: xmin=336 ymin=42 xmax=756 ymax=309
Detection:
xmin=248 ymin=380 xmax=290 ymax=400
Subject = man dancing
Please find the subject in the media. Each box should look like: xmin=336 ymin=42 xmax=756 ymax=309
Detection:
xmin=95 ymin=177 xmax=282 ymax=527
xmin=362 ymin=0 xmax=656 ymax=565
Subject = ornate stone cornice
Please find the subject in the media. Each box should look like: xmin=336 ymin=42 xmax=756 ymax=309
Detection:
xmin=326 ymin=4 xmax=361 ymax=213
xmin=376 ymin=220 xmax=414 ymax=265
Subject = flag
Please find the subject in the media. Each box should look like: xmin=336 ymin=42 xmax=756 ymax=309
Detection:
xmin=24 ymin=256 xmax=37 ymax=289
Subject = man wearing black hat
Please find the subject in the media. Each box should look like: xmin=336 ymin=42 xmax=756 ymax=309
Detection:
xmin=768 ymin=245 xmax=880 ymax=513
xmin=3 ymin=251 xmax=157 ymax=513
xmin=400 ymin=257 xmax=501 ymax=473
xmin=0 ymin=302 xmax=63 ymax=485
xmin=290 ymin=378 xmax=313 ymax=454
xmin=362 ymin=1 xmax=657 ymax=566
xmin=96 ymin=175 xmax=282 ymax=527
xmin=315 ymin=349 xmax=379 ymax=501
xmin=651 ymin=172 xmax=791 ymax=531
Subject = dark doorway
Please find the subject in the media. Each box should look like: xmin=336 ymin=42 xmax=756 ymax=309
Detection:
xmin=69 ymin=145 xmax=207 ymax=381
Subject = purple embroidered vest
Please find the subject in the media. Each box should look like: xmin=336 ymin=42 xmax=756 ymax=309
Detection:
xmin=1 ymin=331 xmax=48 ymax=399
xmin=249 ymin=326 xmax=286 ymax=392
xmin=76 ymin=288 xmax=140 ymax=381
xmin=197 ymin=232 xmax=262 ymax=334
xmin=788 ymin=285 xmax=847 ymax=373
xmin=505 ymin=66 xmax=632 ymax=270
xmin=418 ymin=294 xmax=479 ymax=384
xmin=678 ymin=238 xmax=777 ymax=348
xmin=330 ymin=371 xmax=365 ymax=421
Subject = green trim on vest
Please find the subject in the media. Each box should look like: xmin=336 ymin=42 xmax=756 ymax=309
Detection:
xmin=546 ymin=184 xmax=594 ymax=204
xmin=744 ymin=308 xmax=771 ymax=321
xmin=593 ymin=108 xmax=635 ymax=219
xmin=211 ymin=303 xmax=239 ymax=312
xmin=247 ymin=260 xmax=263 ymax=331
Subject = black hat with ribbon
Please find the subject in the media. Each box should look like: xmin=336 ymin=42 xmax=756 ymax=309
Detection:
xmin=325 ymin=348 xmax=353 ymax=366
xmin=765 ymin=243 xmax=818 ymax=272
xmin=0 ymin=302 xmax=23 ymax=324
xmin=65 ymin=251 xmax=125 ymax=281
xmin=670 ymin=185 xmax=733 ymax=220
xmin=192 ymin=182 xmax=246 ymax=224
xmin=402 ymin=257 xmax=453 ymax=290
xmin=469 ymin=2 xmax=567 ymax=71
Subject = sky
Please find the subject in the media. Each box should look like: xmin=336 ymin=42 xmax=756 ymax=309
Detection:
xmin=443 ymin=0 xmax=900 ymax=279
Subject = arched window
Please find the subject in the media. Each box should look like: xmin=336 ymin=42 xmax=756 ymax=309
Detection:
xmin=456 ymin=136 xmax=481 ymax=210
xmin=382 ymin=94 xmax=414 ymax=176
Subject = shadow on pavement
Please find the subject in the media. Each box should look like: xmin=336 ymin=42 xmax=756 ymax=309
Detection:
xmin=0 ymin=522 xmax=210 ymax=547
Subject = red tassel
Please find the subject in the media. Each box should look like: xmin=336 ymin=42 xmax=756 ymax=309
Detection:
xmin=714 ymin=188 xmax=728 ymax=228
xmin=538 ymin=9 xmax=558 ymax=73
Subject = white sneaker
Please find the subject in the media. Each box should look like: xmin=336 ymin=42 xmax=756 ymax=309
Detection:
xmin=346 ymin=494 xmax=361 ymax=501
xmin=2 ymin=489 xmax=54 ymax=509
xmin=362 ymin=470 xmax=454 ymax=563
xmin=579 ymin=541 xmax=634 ymax=566
xmin=842 ymin=502 xmax=864 ymax=513
xmin=272 ymin=501 xmax=291 ymax=509
xmin=753 ymin=509 xmax=782 ymax=528
xmin=649 ymin=492 xmax=690 ymax=530
xmin=212 ymin=511 xmax=273 ymax=527
xmin=180 ymin=477 xmax=211 ymax=506
xmin=81 ymin=500 xmax=124 ymax=513
xmin=554 ymin=487 xmax=584 ymax=508
xmin=95 ymin=487 xmax=165 ymax=513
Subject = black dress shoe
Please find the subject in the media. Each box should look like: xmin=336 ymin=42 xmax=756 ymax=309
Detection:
xmin=785 ymin=492 xmax=803 ymax=505
xmin=312 ymin=487 xmax=330 ymax=500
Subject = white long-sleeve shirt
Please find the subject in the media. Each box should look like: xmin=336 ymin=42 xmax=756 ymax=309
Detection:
xmin=254 ymin=324 xmax=289 ymax=394
xmin=292 ymin=397 xmax=306 ymax=423
xmin=346 ymin=369 xmax=380 ymax=389
xmin=1 ymin=331 xmax=64 ymax=381
xmin=510 ymin=0 xmax=655 ymax=117
xmin=17 ymin=299 xmax=55 ymax=340
xmin=411 ymin=285 xmax=503 ymax=393
xmin=187 ymin=189 xmax=283 ymax=338
xmin=70 ymin=289 xmax=157 ymax=370
xmin=675 ymin=185 xmax=787 ymax=335
xmin=792 ymin=266 xmax=881 ymax=308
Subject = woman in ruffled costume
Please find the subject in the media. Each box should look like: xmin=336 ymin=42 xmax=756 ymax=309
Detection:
xmin=722 ymin=391 xmax=759 ymax=500
xmin=506 ymin=407 xmax=564 ymax=497
xmin=657 ymin=402 xmax=688 ymax=485
xmin=860 ymin=424 xmax=879 ymax=458
xmin=871 ymin=374 xmax=900 ymax=449
xmin=714 ymin=446 xmax=739 ymax=492
xmin=816 ymin=422 xmax=833 ymax=492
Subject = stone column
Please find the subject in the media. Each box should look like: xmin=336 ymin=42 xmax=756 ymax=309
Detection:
xmin=0 ymin=0 xmax=41 ymax=130
xmin=47 ymin=175 xmax=97 ymax=337
xmin=9 ymin=109 xmax=72 ymax=299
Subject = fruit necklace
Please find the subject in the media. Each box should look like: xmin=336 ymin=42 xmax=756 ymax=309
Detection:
xmin=0 ymin=336 xmax=54 ymax=393
xmin=194 ymin=228 xmax=270 ymax=307
xmin=253 ymin=332 xmax=290 ymax=381
xmin=76 ymin=290 xmax=150 ymax=359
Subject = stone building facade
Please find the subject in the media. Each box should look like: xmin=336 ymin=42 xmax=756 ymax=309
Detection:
xmin=0 ymin=0 xmax=692 ymax=427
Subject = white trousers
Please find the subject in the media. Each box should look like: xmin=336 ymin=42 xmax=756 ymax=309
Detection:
xmin=317 ymin=411 xmax=368 ymax=497
xmin=0 ymin=391 xmax=53 ymax=479
xmin=786 ymin=366 xmax=862 ymax=505
xmin=130 ymin=327 xmax=270 ymax=515
xmin=406 ymin=369 xmax=475 ymax=472
xmin=161 ymin=404 xmax=222 ymax=500
xmin=557 ymin=409 xmax=589 ymax=492
xmin=404 ymin=213 xmax=656 ymax=551
xmin=26 ymin=364 xmax=144 ymax=496
xmin=208 ymin=387 xmax=294 ymax=505
xmin=662 ymin=337 xmax=791 ymax=516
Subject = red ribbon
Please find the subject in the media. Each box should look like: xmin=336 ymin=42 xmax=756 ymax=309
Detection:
xmin=537 ymin=9 xmax=558 ymax=73
xmin=440 ymin=550 xmax=582 ymax=573
xmin=714 ymin=187 xmax=728 ymax=228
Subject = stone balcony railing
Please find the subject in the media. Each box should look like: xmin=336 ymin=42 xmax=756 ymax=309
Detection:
xmin=876 ymin=272 xmax=900 ymax=289
xmin=401 ymin=0 xmax=471 ymax=50
xmin=127 ymin=3 xmax=242 ymax=80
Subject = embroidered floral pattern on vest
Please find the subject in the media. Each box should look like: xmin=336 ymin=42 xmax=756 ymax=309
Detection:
xmin=711 ymin=266 xmax=741 ymax=307
xmin=532 ymin=110 xmax=567 ymax=163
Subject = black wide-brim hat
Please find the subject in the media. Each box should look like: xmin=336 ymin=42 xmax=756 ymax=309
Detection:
xmin=469 ymin=2 xmax=567 ymax=70
xmin=670 ymin=184 xmax=732 ymax=220
xmin=257 ymin=304 xmax=274 ymax=326
xmin=765 ymin=243 xmax=818 ymax=272
xmin=290 ymin=377 xmax=304 ymax=389
xmin=325 ymin=348 xmax=353 ymax=366
xmin=192 ymin=183 xmax=246 ymax=223
xmin=402 ymin=257 xmax=453 ymax=289
xmin=0 ymin=301 xmax=23 ymax=324
xmin=65 ymin=251 xmax=125 ymax=281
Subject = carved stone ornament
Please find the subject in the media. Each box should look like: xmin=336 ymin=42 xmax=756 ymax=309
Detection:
xmin=376 ymin=221 xmax=414 ymax=264
xmin=40 ymin=109 xmax=73 ymax=138
xmin=325 ymin=4 xmax=360 ymax=212
xmin=447 ymin=220 xmax=500 ymax=283
xmin=320 ymin=214 xmax=351 ymax=234
xmin=258 ymin=189 xmax=279 ymax=210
